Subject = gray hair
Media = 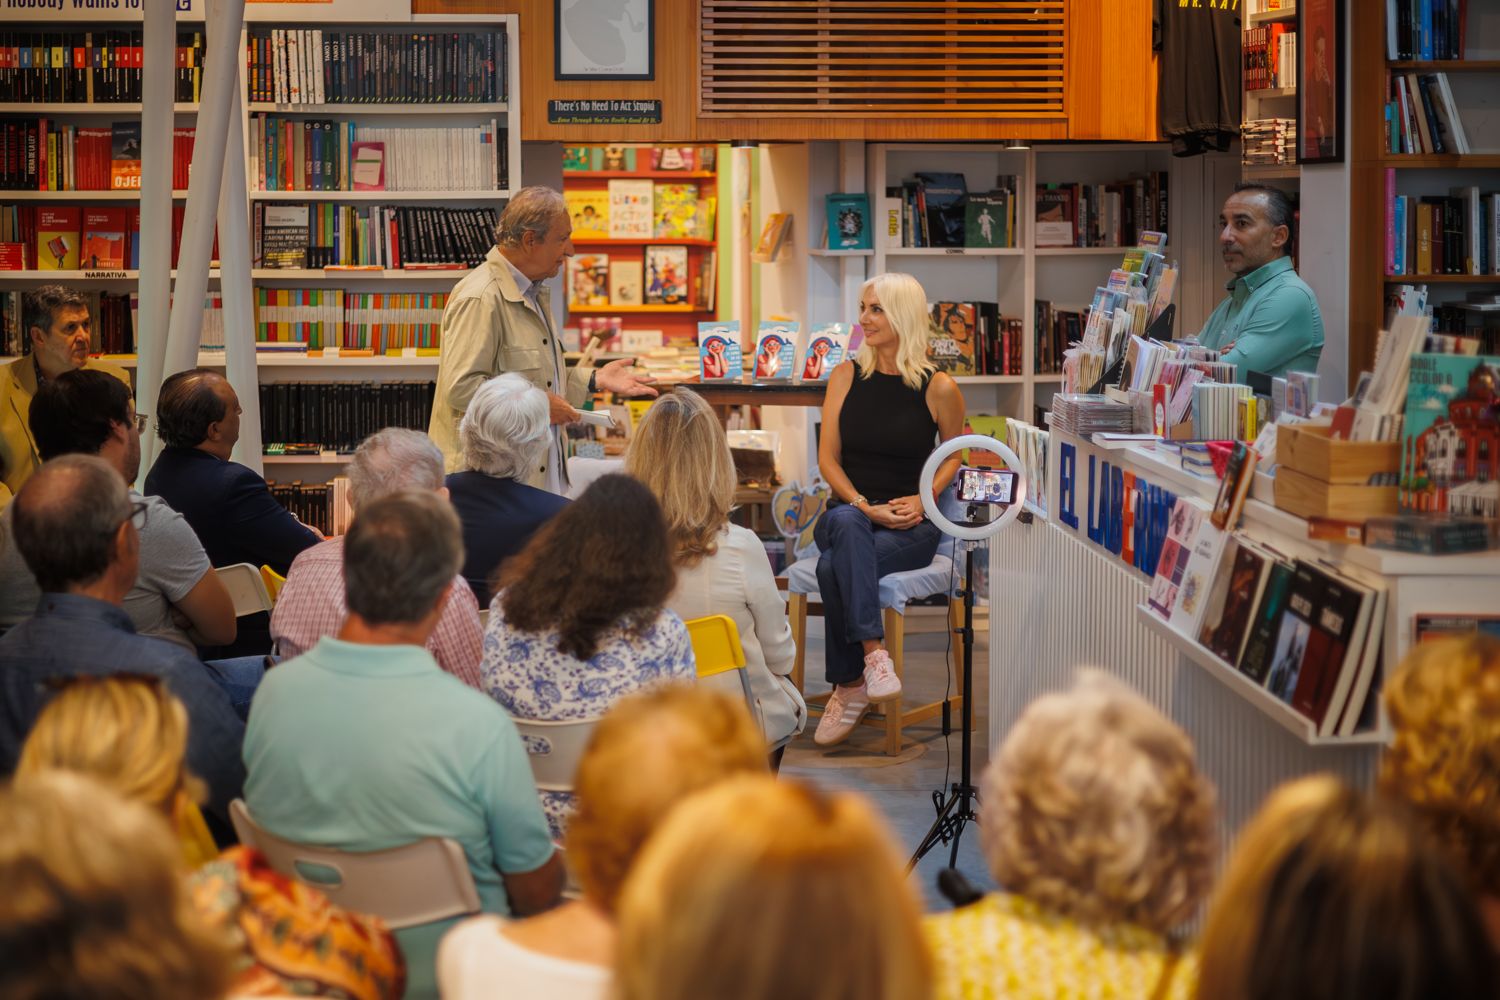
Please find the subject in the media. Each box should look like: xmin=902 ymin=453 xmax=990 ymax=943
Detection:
xmin=459 ymin=373 xmax=550 ymax=479
xmin=1232 ymin=182 xmax=1297 ymax=255
xmin=494 ymin=186 xmax=568 ymax=248
xmin=343 ymin=490 xmax=463 ymax=625
xmin=347 ymin=428 xmax=445 ymax=511
xmin=12 ymin=455 xmax=131 ymax=593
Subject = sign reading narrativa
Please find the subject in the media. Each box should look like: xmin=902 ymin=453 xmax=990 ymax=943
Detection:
xmin=3 ymin=0 xmax=201 ymax=14
xmin=548 ymin=99 xmax=662 ymax=126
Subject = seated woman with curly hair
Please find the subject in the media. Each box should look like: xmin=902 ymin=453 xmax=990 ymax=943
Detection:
xmin=480 ymin=473 xmax=695 ymax=837
xmin=1379 ymin=633 xmax=1500 ymax=947
xmin=925 ymin=670 xmax=1215 ymax=1000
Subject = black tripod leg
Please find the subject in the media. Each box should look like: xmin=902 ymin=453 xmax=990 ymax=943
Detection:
xmin=907 ymin=788 xmax=962 ymax=871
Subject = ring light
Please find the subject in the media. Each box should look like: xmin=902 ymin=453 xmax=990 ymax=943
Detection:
xmin=918 ymin=434 xmax=1028 ymax=541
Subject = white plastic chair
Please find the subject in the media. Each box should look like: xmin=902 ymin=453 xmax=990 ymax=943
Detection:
xmin=511 ymin=717 xmax=598 ymax=793
xmin=216 ymin=563 xmax=274 ymax=617
xmin=229 ymin=799 xmax=480 ymax=930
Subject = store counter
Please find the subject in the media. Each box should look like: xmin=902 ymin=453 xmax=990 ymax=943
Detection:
xmin=988 ymin=427 xmax=1500 ymax=862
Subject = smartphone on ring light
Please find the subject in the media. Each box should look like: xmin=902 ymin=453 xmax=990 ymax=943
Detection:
xmin=953 ymin=465 xmax=1019 ymax=506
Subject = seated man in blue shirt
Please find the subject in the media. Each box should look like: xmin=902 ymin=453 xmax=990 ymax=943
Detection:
xmin=1197 ymin=183 xmax=1324 ymax=381
xmin=244 ymin=489 xmax=563 ymax=999
xmin=0 ymin=454 xmax=246 ymax=827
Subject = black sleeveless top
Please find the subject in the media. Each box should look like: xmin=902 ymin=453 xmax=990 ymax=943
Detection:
xmin=837 ymin=364 xmax=938 ymax=505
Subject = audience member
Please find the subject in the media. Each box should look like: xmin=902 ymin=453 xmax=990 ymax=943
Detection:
xmin=17 ymin=675 xmax=405 ymax=1000
xmin=439 ymin=686 xmax=767 ymax=1000
xmin=615 ymin=776 xmax=932 ymax=1000
xmin=482 ymin=473 xmax=695 ymax=836
xmin=0 ymin=284 xmax=131 ymax=496
xmin=926 ymin=671 xmax=1213 ymax=1000
xmin=0 ymin=455 xmax=245 ymax=823
xmin=271 ymin=427 xmax=484 ymax=685
xmin=246 ymin=489 xmax=563 ymax=1000
xmin=0 ymin=770 xmax=234 ymax=1000
xmin=1195 ymin=775 xmax=1497 ymax=1000
xmin=626 ymin=389 xmax=805 ymax=753
xmin=446 ymin=372 xmax=569 ymax=605
xmin=1381 ymin=633 xmax=1500 ymax=947
xmin=0 ymin=368 xmax=236 ymax=650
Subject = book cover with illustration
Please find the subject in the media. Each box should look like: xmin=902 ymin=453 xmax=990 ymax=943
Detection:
xmin=36 ymin=207 xmax=81 ymax=270
xmin=110 ymin=122 xmax=142 ymax=191
xmin=609 ymin=259 xmax=643 ymax=306
xmin=1199 ymin=537 xmax=1275 ymax=667
xmin=565 ymin=189 xmax=610 ymax=240
xmin=825 ymin=193 xmax=872 ymax=251
xmin=652 ymin=147 xmax=697 ymax=171
xmin=698 ymin=321 xmax=743 ymax=381
xmin=928 ymin=301 xmax=977 ymax=376
xmin=644 ymin=245 xmax=688 ymax=305
xmin=595 ymin=146 xmax=637 ymax=172
xmin=965 ymin=190 xmax=1012 ymax=248
xmin=607 ymin=179 xmax=653 ymax=239
xmin=1265 ymin=563 xmax=1324 ymax=705
xmin=1035 ymin=185 xmax=1076 ymax=247
xmin=1399 ymin=353 xmax=1500 ymax=516
xmin=81 ymin=207 xmax=128 ymax=270
xmin=567 ymin=254 xmax=610 ymax=308
xmin=752 ymin=321 xmax=798 ymax=381
xmin=1147 ymin=496 xmax=1208 ymax=619
xmin=914 ymin=172 xmax=968 ymax=247
xmin=562 ymin=146 xmax=592 ymax=172
xmin=653 ymin=182 xmax=702 ymax=239
xmin=796 ymin=322 xmax=850 ymax=382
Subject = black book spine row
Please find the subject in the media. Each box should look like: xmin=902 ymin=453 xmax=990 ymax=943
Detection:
xmin=259 ymin=380 xmax=435 ymax=453
xmin=246 ymin=28 xmax=506 ymax=105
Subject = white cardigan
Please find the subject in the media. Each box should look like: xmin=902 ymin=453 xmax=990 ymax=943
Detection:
xmin=668 ymin=524 xmax=807 ymax=744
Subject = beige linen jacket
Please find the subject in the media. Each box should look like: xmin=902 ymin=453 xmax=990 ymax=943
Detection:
xmin=1 ymin=355 xmax=131 ymax=497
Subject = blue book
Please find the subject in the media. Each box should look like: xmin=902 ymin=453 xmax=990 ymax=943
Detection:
xmin=1420 ymin=0 xmax=1434 ymax=61
xmin=825 ymin=193 xmax=872 ymax=251
xmin=1394 ymin=196 xmax=1406 ymax=275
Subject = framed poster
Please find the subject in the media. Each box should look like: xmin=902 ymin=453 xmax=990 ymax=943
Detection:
xmin=556 ymin=0 xmax=655 ymax=81
xmin=1297 ymin=0 xmax=1344 ymax=164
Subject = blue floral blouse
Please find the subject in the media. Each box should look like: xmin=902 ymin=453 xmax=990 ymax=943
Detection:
xmin=481 ymin=598 xmax=697 ymax=837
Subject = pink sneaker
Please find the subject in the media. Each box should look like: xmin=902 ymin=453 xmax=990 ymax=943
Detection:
xmin=863 ymin=649 xmax=902 ymax=703
xmin=814 ymin=682 xmax=871 ymax=746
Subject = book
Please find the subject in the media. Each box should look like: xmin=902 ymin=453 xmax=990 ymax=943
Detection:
xmin=825 ymin=193 xmax=873 ymax=251
xmin=109 ymin=122 xmax=141 ymax=191
xmin=36 ymin=206 xmax=81 ymax=270
xmin=752 ymin=321 xmax=798 ymax=381
xmin=914 ymin=172 xmax=967 ymax=247
xmin=1289 ymin=565 xmax=1373 ymax=730
xmin=698 ymin=321 xmax=743 ymax=381
xmin=653 ymin=182 xmax=702 ymax=239
xmin=597 ymin=146 xmax=637 ymax=171
xmin=259 ymin=380 xmax=436 ymax=454
xmin=349 ymin=141 xmax=385 ymax=191
xmin=644 ymin=245 xmax=688 ymax=305
xmin=567 ymin=253 xmax=610 ymax=308
xmin=1198 ymin=536 xmax=1276 ymax=666
xmin=754 ymin=212 xmax=791 ymax=261
xmin=565 ymin=189 xmax=610 ymax=240
xmin=607 ymin=179 xmax=653 ymax=239
xmin=260 ymin=203 xmax=311 ymax=269
xmin=1264 ymin=562 xmax=1324 ymax=705
xmin=1209 ymin=440 xmax=1259 ymax=531
xmin=80 ymin=207 xmax=127 ymax=270
xmin=797 ymin=322 xmax=850 ymax=382
xmin=1332 ymin=582 xmax=1389 ymax=738
xmin=562 ymin=146 xmax=592 ymax=172
xmin=247 ymin=27 xmax=507 ymax=106
xmin=1169 ymin=519 xmax=1229 ymax=638
xmin=1400 ymin=353 xmax=1500 ymax=516
xmin=1237 ymin=555 xmax=1296 ymax=683
xmin=964 ymin=190 xmax=1012 ymax=248
xmin=1035 ymin=186 xmax=1076 ymax=247
xmin=609 ymin=259 xmax=643 ymax=307
xmin=927 ymin=301 xmax=978 ymax=376
xmin=1147 ymin=496 xmax=1209 ymax=619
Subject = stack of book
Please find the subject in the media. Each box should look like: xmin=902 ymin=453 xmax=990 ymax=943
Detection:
xmin=1243 ymin=24 xmax=1296 ymax=90
xmin=250 ymin=116 xmax=507 ymax=193
xmin=0 ymin=120 xmax=196 ymax=192
xmin=1 ymin=202 xmax=217 ymax=271
xmin=0 ymin=30 xmax=207 ymax=103
xmin=253 ymin=203 xmax=498 ymax=270
xmin=1242 ymin=118 xmax=1298 ymax=167
xmin=259 ymin=381 xmax=435 ymax=453
xmin=1191 ymin=382 xmax=1256 ymax=441
xmin=1033 ymin=173 xmax=1170 ymax=248
xmin=1034 ymin=300 xmax=1084 ymax=376
xmin=246 ymin=28 xmax=508 ymax=104
xmin=267 ymin=478 xmax=353 ymax=537
xmin=925 ymin=300 xmax=1023 ymax=376
xmin=1049 ymin=393 xmax=1133 ymax=435
xmin=1384 ymin=0 xmax=1468 ymax=61
xmin=1385 ymin=180 xmax=1496 ymax=276
xmin=252 ymin=288 xmax=447 ymax=353
xmin=1387 ymin=72 xmax=1471 ymax=155
xmin=883 ymin=173 xmax=1019 ymax=249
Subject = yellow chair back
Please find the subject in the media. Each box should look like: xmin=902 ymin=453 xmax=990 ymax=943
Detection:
xmin=685 ymin=614 xmax=746 ymax=679
xmin=260 ymin=564 xmax=287 ymax=604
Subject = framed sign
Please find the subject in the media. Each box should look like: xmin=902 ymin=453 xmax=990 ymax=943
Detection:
xmin=555 ymin=0 xmax=654 ymax=81
xmin=1297 ymin=0 xmax=1344 ymax=164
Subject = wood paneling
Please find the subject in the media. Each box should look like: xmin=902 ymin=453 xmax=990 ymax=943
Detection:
xmin=1346 ymin=0 xmax=1388 ymax=389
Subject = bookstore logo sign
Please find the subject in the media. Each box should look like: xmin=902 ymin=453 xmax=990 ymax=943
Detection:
xmin=548 ymin=100 xmax=662 ymax=126
xmin=1056 ymin=436 xmax=1178 ymax=580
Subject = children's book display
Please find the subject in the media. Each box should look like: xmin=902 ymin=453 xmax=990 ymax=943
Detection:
xmin=698 ymin=321 xmax=743 ymax=381
xmin=797 ymin=323 xmax=850 ymax=382
xmin=752 ymin=322 xmax=797 ymax=381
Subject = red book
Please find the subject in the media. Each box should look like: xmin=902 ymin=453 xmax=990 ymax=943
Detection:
xmin=81 ymin=207 xmax=128 ymax=269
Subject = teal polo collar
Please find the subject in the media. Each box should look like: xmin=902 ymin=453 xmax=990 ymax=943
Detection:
xmin=1225 ymin=254 xmax=1294 ymax=292
xmin=307 ymin=636 xmax=440 ymax=677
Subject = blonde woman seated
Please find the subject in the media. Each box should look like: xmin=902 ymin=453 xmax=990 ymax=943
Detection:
xmin=926 ymin=671 xmax=1215 ymax=1000
xmin=1380 ymin=633 xmax=1500 ymax=947
xmin=625 ymin=389 xmax=806 ymax=755
xmin=0 ymin=771 xmax=234 ymax=1000
xmin=16 ymin=675 xmax=404 ymax=1000
xmin=615 ymin=776 xmax=932 ymax=1000
xmin=1196 ymin=776 xmax=1497 ymax=1000
xmin=438 ymin=686 xmax=767 ymax=1000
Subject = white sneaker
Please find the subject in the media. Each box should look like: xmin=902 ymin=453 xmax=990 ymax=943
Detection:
xmin=814 ymin=682 xmax=871 ymax=746
xmin=863 ymin=649 xmax=902 ymax=703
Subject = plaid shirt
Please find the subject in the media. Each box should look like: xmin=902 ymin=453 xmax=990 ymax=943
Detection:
xmin=269 ymin=537 xmax=483 ymax=689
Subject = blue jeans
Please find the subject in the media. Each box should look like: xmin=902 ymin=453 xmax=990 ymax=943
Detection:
xmin=814 ymin=504 xmax=942 ymax=687
xmin=203 ymin=655 xmax=267 ymax=720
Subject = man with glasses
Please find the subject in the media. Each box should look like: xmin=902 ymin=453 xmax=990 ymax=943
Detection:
xmin=0 ymin=454 xmax=246 ymax=828
xmin=0 ymin=285 xmax=132 ymax=497
xmin=0 ymin=370 xmax=237 ymax=664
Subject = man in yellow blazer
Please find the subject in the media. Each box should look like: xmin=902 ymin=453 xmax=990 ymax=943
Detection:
xmin=429 ymin=186 xmax=657 ymax=492
xmin=1 ymin=286 xmax=131 ymax=498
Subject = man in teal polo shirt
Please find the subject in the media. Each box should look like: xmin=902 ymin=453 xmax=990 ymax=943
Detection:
xmin=244 ymin=490 xmax=563 ymax=999
xmin=1198 ymin=183 xmax=1324 ymax=380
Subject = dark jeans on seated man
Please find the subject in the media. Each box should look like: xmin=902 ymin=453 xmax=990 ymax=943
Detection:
xmin=814 ymin=503 xmax=942 ymax=687
xmin=203 ymin=654 xmax=268 ymax=720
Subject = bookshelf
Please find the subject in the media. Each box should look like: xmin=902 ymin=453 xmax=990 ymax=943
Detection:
xmin=1240 ymin=1 xmax=1301 ymax=189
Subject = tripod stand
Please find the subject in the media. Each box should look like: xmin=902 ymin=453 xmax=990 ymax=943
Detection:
xmin=907 ymin=541 xmax=980 ymax=872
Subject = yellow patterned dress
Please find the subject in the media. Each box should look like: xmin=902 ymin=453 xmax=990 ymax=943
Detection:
xmin=924 ymin=893 xmax=1197 ymax=1000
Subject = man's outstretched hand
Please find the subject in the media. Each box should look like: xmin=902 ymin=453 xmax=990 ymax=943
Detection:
xmin=594 ymin=357 xmax=660 ymax=398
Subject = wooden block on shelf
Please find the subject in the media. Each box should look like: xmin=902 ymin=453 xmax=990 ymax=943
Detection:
xmin=1277 ymin=424 xmax=1399 ymax=484
xmin=1273 ymin=466 xmax=1398 ymax=522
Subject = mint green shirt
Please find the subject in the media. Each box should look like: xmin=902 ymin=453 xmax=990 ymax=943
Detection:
xmin=1197 ymin=255 xmax=1324 ymax=381
xmin=244 ymin=638 xmax=554 ymax=1000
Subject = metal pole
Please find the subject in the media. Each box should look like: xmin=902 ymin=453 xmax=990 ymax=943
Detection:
xmin=217 ymin=63 xmax=262 ymax=474
xmin=136 ymin=0 xmax=176 ymax=478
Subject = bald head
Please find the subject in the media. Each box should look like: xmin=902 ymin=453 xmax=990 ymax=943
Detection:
xmin=12 ymin=455 xmax=133 ymax=594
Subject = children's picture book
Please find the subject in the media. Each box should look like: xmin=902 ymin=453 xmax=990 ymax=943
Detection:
xmin=652 ymin=147 xmax=697 ymax=171
xmin=698 ymin=321 xmax=743 ymax=381
xmin=110 ymin=122 xmax=142 ymax=190
xmin=964 ymin=190 xmax=1011 ymax=248
xmin=825 ymin=193 xmax=872 ymax=251
xmin=914 ymin=172 xmax=968 ymax=247
xmin=562 ymin=146 xmax=592 ymax=172
xmin=1399 ymin=353 xmax=1500 ymax=516
xmin=797 ymin=322 xmax=850 ymax=382
xmin=610 ymin=259 xmax=643 ymax=306
xmin=567 ymin=253 xmax=610 ymax=308
xmin=597 ymin=146 xmax=637 ymax=171
xmin=928 ymin=301 xmax=977 ymax=376
xmin=608 ymin=179 xmax=653 ymax=239
xmin=36 ymin=207 xmax=81 ymax=270
xmin=81 ymin=208 xmax=128 ymax=270
xmin=565 ymin=189 xmax=610 ymax=239
xmin=350 ymin=142 xmax=385 ymax=191
xmin=753 ymin=212 xmax=792 ymax=262
xmin=653 ymin=182 xmax=702 ymax=239
xmin=644 ymin=245 xmax=688 ymax=305
xmin=753 ymin=321 xmax=798 ymax=381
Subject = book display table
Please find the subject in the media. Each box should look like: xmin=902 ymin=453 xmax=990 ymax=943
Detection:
xmin=988 ymin=427 xmax=1500 ymax=867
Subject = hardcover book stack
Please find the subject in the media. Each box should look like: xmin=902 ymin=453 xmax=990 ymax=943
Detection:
xmin=0 ymin=30 xmax=207 ymax=103
xmin=252 ymin=288 xmax=447 ymax=354
xmin=0 ymin=120 xmax=190 ymax=192
xmin=1242 ymin=118 xmax=1298 ymax=167
xmin=259 ymin=381 xmax=436 ymax=453
xmin=245 ymin=28 xmax=507 ymax=104
xmin=1049 ymin=393 xmax=1133 ymax=435
xmin=2 ymin=201 xmax=215 ymax=271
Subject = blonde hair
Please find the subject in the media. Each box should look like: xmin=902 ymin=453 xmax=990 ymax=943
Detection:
xmin=17 ymin=675 xmax=203 ymax=814
xmin=615 ymin=776 xmax=932 ymax=1000
xmin=624 ymin=389 xmax=736 ymax=566
xmin=1195 ymin=775 xmax=1497 ymax=1000
xmin=981 ymin=670 xmax=1215 ymax=933
xmin=854 ymin=272 xmax=936 ymax=391
xmin=0 ymin=771 xmax=234 ymax=1000
xmin=566 ymin=687 xmax=766 ymax=912
xmin=1381 ymin=633 xmax=1500 ymax=897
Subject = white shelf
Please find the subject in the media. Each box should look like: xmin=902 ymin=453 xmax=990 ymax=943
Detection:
xmin=1033 ymin=246 xmax=1131 ymax=256
xmin=882 ymin=246 xmax=1024 ymax=257
xmin=1135 ymin=604 xmax=1388 ymax=747
xmin=248 ymin=102 xmax=508 ymax=115
xmin=955 ymin=375 xmax=1028 ymax=384
xmin=108 ymin=352 xmax=439 ymax=369
xmin=807 ymin=247 xmax=874 ymax=258
xmin=2 ymin=190 xmax=188 ymax=201
xmin=0 ymin=103 xmax=199 ymax=114
xmin=1247 ymin=4 xmax=1297 ymax=25
xmin=263 ymin=453 xmax=348 ymax=465
xmin=1248 ymin=87 xmax=1297 ymax=98
xmin=251 ymin=268 xmax=465 ymax=281
xmin=0 ymin=269 xmax=220 ymax=281
xmin=250 ymin=190 xmax=512 ymax=202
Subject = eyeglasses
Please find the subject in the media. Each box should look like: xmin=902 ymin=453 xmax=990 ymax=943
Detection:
xmin=133 ymin=413 xmax=150 ymax=434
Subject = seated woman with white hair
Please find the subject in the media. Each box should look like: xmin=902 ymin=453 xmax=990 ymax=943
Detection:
xmin=447 ymin=373 xmax=571 ymax=606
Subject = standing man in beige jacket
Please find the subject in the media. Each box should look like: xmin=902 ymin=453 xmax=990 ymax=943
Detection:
xmin=429 ymin=187 xmax=657 ymax=491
